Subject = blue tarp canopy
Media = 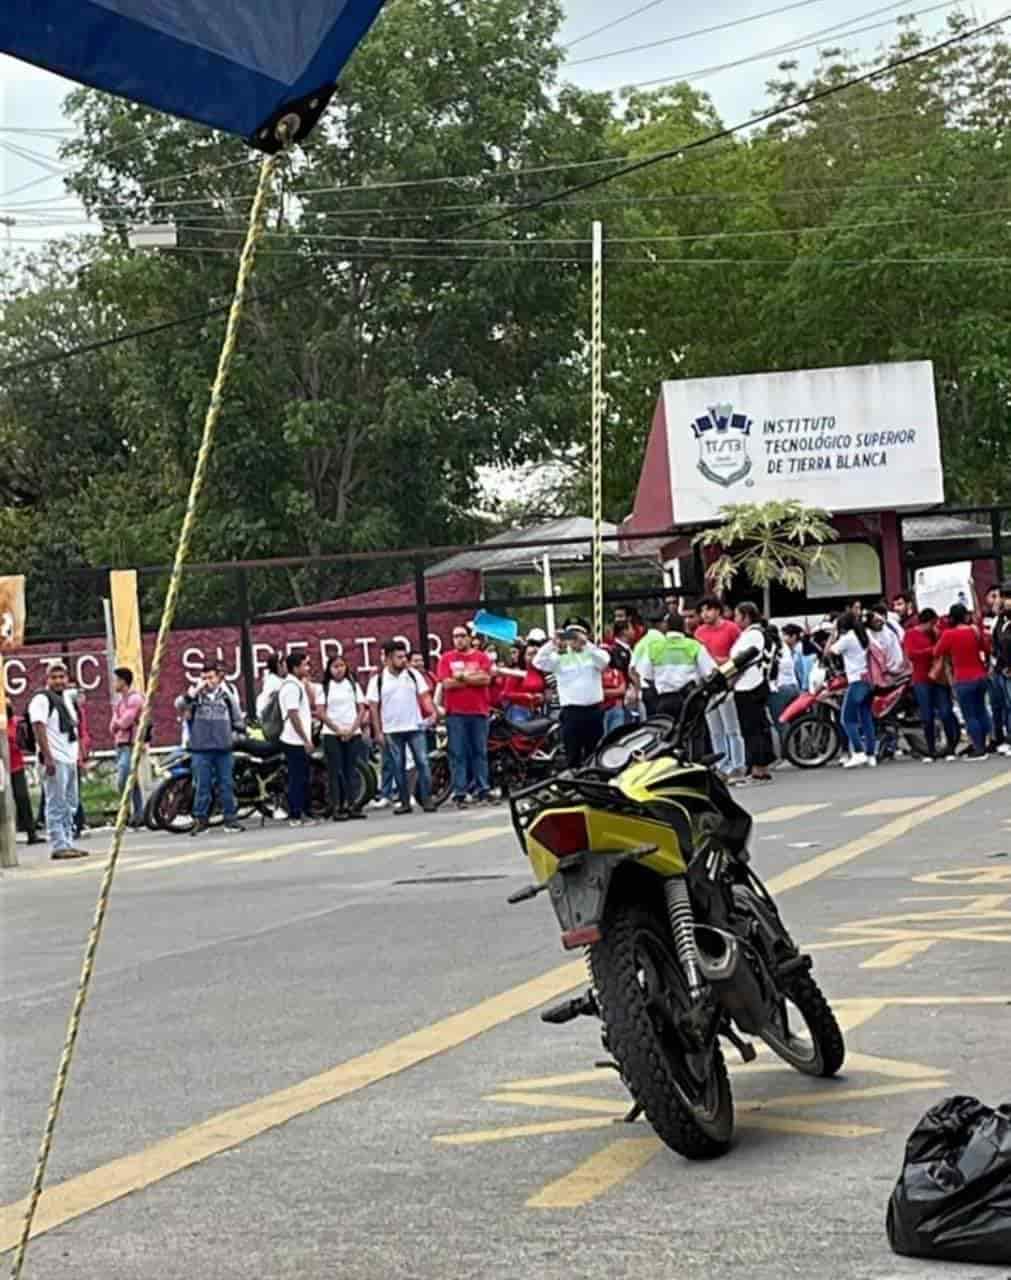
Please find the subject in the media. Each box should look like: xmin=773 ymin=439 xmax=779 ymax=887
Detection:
xmin=0 ymin=0 xmax=388 ymax=152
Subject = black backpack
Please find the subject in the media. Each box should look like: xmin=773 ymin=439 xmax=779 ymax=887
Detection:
xmin=18 ymin=690 xmax=78 ymax=755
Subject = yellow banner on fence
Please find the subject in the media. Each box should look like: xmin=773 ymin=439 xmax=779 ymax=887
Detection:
xmin=110 ymin=569 xmax=145 ymax=693
xmin=0 ymin=575 xmax=26 ymax=652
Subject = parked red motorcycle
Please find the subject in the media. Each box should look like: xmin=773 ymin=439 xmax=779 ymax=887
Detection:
xmin=779 ymin=671 xmax=927 ymax=768
xmin=487 ymin=710 xmax=565 ymax=793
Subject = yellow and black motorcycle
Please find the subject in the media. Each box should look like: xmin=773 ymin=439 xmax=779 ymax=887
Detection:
xmin=507 ymin=649 xmax=844 ymax=1160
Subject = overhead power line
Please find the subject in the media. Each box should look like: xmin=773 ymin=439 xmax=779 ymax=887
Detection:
xmin=2 ymin=10 xmax=1006 ymax=377
xmin=565 ymin=0 xmax=830 ymax=50
xmin=455 ymin=10 xmax=1011 ymax=237
xmin=569 ymin=0 xmax=910 ymax=65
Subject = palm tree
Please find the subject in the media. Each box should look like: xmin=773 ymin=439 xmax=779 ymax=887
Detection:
xmin=693 ymin=500 xmax=840 ymax=617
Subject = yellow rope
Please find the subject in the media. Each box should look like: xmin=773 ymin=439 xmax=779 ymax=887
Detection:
xmin=9 ymin=138 xmax=285 ymax=1280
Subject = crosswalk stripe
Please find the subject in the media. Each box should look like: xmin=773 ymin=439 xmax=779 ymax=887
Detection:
xmin=845 ymin=795 xmax=936 ymax=817
xmin=754 ymin=803 xmax=830 ymax=824
xmin=312 ymin=832 xmax=425 ymax=858
xmin=418 ymin=824 xmax=512 ymax=848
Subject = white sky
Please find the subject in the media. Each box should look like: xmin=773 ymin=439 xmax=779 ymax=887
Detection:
xmin=1 ymin=2 xmax=1004 ymax=247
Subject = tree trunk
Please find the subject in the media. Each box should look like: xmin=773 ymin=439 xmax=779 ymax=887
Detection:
xmin=763 ymin=582 xmax=771 ymax=620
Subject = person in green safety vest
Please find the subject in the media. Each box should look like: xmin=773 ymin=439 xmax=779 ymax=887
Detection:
xmin=632 ymin=612 xmax=715 ymax=757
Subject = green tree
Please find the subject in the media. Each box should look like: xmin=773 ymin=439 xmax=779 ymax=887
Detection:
xmin=694 ymin=501 xmax=839 ymax=617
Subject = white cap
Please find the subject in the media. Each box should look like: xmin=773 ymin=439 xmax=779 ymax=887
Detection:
xmin=526 ymin=627 xmax=547 ymax=643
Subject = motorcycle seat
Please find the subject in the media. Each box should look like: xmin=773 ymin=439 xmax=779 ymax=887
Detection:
xmin=512 ymin=717 xmax=553 ymax=737
xmin=234 ymin=737 xmax=282 ymax=759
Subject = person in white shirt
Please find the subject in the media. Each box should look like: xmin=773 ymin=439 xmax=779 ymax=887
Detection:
xmin=29 ymin=663 xmax=86 ymax=860
xmin=730 ymin=603 xmax=775 ymax=784
xmin=867 ymin=605 xmax=906 ymax=678
xmin=318 ymin=655 xmax=367 ymax=821
xmin=279 ymin=651 xmax=315 ymax=825
xmin=534 ymin=618 xmax=610 ymax=767
xmin=367 ymin=642 xmax=436 ymax=815
xmin=829 ymin=611 xmax=877 ymax=768
xmin=766 ymin=624 xmax=801 ymax=759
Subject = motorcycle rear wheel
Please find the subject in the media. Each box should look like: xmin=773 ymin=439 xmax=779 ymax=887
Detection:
xmin=591 ymin=902 xmax=734 ymax=1160
xmin=783 ymin=713 xmax=842 ymax=769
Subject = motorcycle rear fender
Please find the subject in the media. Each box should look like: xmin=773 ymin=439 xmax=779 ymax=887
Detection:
xmin=778 ymin=691 xmax=817 ymax=723
xmin=526 ymin=806 xmax=689 ymax=885
xmin=545 ymin=853 xmax=643 ymax=950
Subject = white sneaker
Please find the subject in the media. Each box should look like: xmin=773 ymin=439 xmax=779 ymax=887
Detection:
xmin=921 ymin=756 xmax=935 ymax=764
xmin=997 ymin=744 xmax=1011 ymax=757
xmin=867 ymin=755 xmax=878 ymax=768
xmin=371 ymin=797 xmax=390 ymax=810
xmin=842 ymin=752 xmax=868 ymax=769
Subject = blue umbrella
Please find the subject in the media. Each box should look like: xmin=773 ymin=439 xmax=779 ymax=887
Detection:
xmin=0 ymin=0 xmax=389 ymax=151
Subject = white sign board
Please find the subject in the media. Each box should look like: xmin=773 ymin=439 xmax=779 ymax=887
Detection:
xmin=914 ymin=561 xmax=975 ymax=618
xmin=663 ymin=361 xmax=943 ymax=523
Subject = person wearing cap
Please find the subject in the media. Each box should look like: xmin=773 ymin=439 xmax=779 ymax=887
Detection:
xmin=533 ymin=618 xmax=609 ymax=767
xmin=631 ymin=606 xmax=669 ymax=717
xmin=633 ymin=613 xmax=715 ymax=757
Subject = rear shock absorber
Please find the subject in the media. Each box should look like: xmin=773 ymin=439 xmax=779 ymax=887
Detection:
xmin=664 ymin=878 xmax=704 ymax=999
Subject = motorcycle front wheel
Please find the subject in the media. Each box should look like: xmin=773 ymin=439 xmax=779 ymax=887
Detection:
xmin=759 ymin=974 xmax=846 ymax=1078
xmin=783 ymin=712 xmax=842 ymax=769
xmin=591 ymin=902 xmax=734 ymax=1160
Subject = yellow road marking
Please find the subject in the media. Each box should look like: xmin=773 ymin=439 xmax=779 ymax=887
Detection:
xmin=915 ymin=865 xmax=1011 ymax=886
xmin=832 ymin=998 xmax=889 ymax=1032
xmin=434 ymin=1117 xmax=618 ymax=1146
xmin=312 ymin=832 xmax=426 ymax=858
xmin=418 ymin=825 xmax=512 ymax=848
xmin=754 ymin=803 xmax=830 ymax=824
xmin=737 ymin=1079 xmax=948 ymax=1111
xmin=0 ymin=958 xmax=586 ymax=1251
xmin=226 ymin=837 xmax=334 ymax=865
xmin=860 ymin=938 xmax=938 ymax=969
xmin=488 ymin=1091 xmax=626 ymax=1116
xmin=526 ymin=1137 xmax=661 ymax=1209
xmin=845 ymin=796 xmax=935 ymax=817
xmin=766 ymin=771 xmax=1011 ymax=895
xmin=870 ymin=994 xmax=1011 ymax=1005
xmin=739 ymin=1115 xmax=881 ymax=1139
xmin=841 ymin=1051 xmax=946 ymax=1081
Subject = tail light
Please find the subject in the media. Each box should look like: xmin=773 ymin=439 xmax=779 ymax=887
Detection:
xmin=530 ymin=811 xmax=589 ymax=858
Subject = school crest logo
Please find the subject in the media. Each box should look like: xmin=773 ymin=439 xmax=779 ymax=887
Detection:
xmin=691 ymin=403 xmax=753 ymax=488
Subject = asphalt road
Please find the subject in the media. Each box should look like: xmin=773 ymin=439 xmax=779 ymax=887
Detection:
xmin=2 ymin=756 xmax=1010 ymax=1279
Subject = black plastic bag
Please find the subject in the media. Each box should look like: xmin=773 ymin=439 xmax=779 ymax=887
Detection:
xmin=887 ymin=1094 xmax=1011 ymax=1264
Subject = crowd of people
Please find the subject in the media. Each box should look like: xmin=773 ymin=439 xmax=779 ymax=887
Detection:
xmin=10 ymin=579 xmax=1011 ymax=861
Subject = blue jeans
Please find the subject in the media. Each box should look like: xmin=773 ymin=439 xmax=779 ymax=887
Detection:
xmin=446 ymin=714 xmax=490 ymax=799
xmin=603 ymin=705 xmax=629 ymax=736
xmin=116 ymin=744 xmax=144 ymax=823
xmin=191 ymin=749 xmax=237 ymax=822
xmin=386 ymin=730 xmax=431 ymax=805
xmin=953 ymin=678 xmax=992 ymax=754
xmin=841 ymin=680 xmax=876 ymax=756
xmin=43 ymin=760 xmax=79 ymax=852
xmin=912 ymin=683 xmax=959 ymax=757
xmin=705 ymin=697 xmax=746 ymax=773
xmin=988 ymin=673 xmax=1008 ymax=745
xmin=281 ymin=743 xmax=310 ymax=820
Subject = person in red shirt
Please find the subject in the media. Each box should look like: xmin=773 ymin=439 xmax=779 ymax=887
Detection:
xmin=934 ymin=603 xmax=991 ymax=758
xmin=436 ymin=625 xmax=495 ymax=807
xmin=903 ymin=609 xmax=959 ymax=760
xmin=694 ymin=597 xmax=746 ymax=777
xmin=6 ymin=705 xmax=41 ymax=843
xmin=501 ymin=640 xmax=546 ymax=724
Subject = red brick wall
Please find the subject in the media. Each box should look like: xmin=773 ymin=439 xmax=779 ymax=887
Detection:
xmin=3 ymin=571 xmax=480 ymax=749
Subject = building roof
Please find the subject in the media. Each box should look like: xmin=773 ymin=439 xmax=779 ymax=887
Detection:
xmin=903 ymin=515 xmax=992 ymax=544
xmin=426 ymin=517 xmax=649 ymax=577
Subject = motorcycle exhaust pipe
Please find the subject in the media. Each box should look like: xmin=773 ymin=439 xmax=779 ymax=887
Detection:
xmin=694 ymin=926 xmax=768 ymax=1035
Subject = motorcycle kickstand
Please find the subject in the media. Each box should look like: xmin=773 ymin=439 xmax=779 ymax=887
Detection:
xmin=722 ymin=1024 xmax=758 ymax=1064
xmin=620 ymin=1101 xmax=644 ymax=1124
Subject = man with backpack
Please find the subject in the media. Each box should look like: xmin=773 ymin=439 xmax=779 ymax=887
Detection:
xmin=367 ymin=642 xmax=436 ymax=815
xmin=109 ymin=666 xmax=146 ymax=828
xmin=28 ymin=663 xmax=87 ymax=860
xmin=175 ymin=662 xmax=245 ymax=836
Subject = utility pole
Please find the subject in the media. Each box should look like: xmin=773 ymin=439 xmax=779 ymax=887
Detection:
xmin=590 ymin=220 xmax=604 ymax=640
xmin=0 ymin=216 xmax=14 ymax=249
